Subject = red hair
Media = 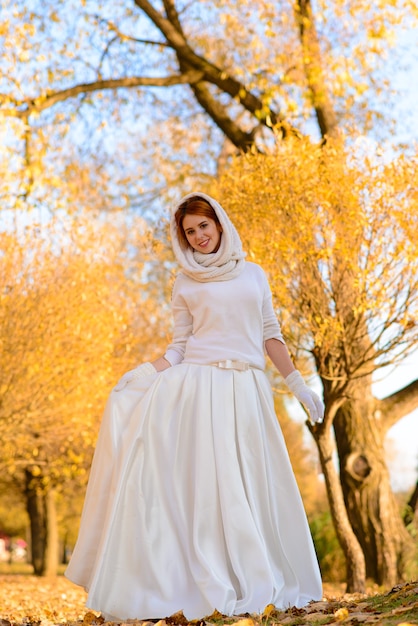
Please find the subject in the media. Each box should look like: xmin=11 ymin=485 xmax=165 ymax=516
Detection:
xmin=174 ymin=196 xmax=221 ymax=249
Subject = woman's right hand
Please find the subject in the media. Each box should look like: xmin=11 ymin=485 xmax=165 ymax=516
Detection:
xmin=113 ymin=362 xmax=157 ymax=391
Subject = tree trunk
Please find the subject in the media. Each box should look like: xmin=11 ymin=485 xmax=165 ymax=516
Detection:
xmin=333 ymin=381 xmax=414 ymax=587
xmin=312 ymin=424 xmax=366 ymax=592
xmin=44 ymin=486 xmax=59 ymax=576
xmin=25 ymin=468 xmax=59 ymax=576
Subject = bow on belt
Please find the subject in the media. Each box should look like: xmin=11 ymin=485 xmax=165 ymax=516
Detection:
xmin=211 ymin=359 xmax=251 ymax=371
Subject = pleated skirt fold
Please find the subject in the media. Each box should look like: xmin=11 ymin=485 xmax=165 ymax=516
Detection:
xmin=65 ymin=363 xmax=322 ymax=620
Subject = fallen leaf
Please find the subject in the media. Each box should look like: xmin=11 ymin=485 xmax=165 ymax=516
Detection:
xmin=165 ymin=612 xmax=188 ymax=626
xmin=206 ymin=611 xmax=224 ymax=621
xmin=234 ymin=619 xmax=254 ymax=626
xmin=334 ymin=607 xmax=349 ymax=621
xmin=262 ymin=604 xmax=275 ymax=618
xmin=83 ymin=611 xmax=105 ymax=624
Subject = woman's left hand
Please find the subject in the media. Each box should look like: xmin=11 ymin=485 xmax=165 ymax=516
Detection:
xmin=284 ymin=370 xmax=325 ymax=423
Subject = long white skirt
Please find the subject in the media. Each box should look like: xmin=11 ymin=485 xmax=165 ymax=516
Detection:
xmin=65 ymin=363 xmax=322 ymax=621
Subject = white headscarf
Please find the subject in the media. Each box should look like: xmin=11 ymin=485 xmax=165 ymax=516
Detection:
xmin=170 ymin=192 xmax=246 ymax=282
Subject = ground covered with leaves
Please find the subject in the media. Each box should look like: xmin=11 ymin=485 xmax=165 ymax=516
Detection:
xmin=0 ymin=574 xmax=416 ymax=626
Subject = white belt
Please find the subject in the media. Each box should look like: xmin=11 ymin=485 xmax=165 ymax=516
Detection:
xmin=211 ymin=359 xmax=250 ymax=371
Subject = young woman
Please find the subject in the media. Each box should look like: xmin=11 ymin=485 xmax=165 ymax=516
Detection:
xmin=65 ymin=192 xmax=324 ymax=621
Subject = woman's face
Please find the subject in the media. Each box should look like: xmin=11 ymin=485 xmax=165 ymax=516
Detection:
xmin=182 ymin=213 xmax=222 ymax=254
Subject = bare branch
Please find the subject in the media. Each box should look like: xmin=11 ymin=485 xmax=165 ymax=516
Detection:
xmin=0 ymin=71 xmax=204 ymax=119
xmin=134 ymin=0 xmax=300 ymax=140
xmin=0 ymin=0 xmax=302 ymax=148
xmin=98 ymin=36 xmax=120 ymax=78
xmin=92 ymin=14 xmax=169 ymax=47
xmin=162 ymin=0 xmax=184 ymax=34
xmin=294 ymin=0 xmax=339 ymax=139
xmin=377 ymin=378 xmax=418 ymax=432
xmin=188 ymin=81 xmax=256 ymax=151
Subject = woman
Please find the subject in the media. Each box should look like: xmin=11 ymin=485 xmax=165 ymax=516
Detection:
xmin=65 ymin=192 xmax=323 ymax=621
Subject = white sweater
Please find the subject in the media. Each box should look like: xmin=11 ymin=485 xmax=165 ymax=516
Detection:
xmin=165 ymin=262 xmax=284 ymax=370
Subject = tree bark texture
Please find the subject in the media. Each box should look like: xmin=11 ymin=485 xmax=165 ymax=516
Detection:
xmin=44 ymin=486 xmax=59 ymax=576
xmin=333 ymin=381 xmax=414 ymax=587
xmin=312 ymin=425 xmax=366 ymax=592
xmin=309 ymin=232 xmax=417 ymax=588
xmin=24 ymin=468 xmax=59 ymax=576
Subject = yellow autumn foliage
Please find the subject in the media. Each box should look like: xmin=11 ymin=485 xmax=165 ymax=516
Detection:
xmin=0 ymin=213 xmax=169 ymax=492
xmin=213 ymin=137 xmax=418 ymax=385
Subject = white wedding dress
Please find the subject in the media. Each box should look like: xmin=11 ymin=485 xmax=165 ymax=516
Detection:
xmin=65 ymin=263 xmax=322 ymax=620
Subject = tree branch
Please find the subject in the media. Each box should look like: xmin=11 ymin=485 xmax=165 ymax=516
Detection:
xmin=377 ymin=378 xmax=418 ymax=433
xmin=134 ymin=0 xmax=300 ymax=139
xmin=162 ymin=0 xmax=184 ymax=34
xmin=93 ymin=14 xmax=170 ymax=47
xmin=159 ymin=0 xmax=257 ymax=149
xmin=0 ymin=72 xmax=204 ymax=119
xmin=2 ymin=0 xmax=303 ymax=148
xmin=189 ymin=81 xmax=256 ymax=151
xmin=294 ymin=0 xmax=339 ymax=139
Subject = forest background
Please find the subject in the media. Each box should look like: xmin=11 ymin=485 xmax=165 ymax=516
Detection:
xmin=0 ymin=0 xmax=417 ymax=597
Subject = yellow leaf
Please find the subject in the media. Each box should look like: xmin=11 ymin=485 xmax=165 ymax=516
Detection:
xmin=83 ymin=611 xmax=104 ymax=624
xmin=207 ymin=610 xmax=224 ymax=620
xmin=235 ymin=620 xmax=255 ymax=626
xmin=334 ymin=607 xmax=349 ymax=621
xmin=262 ymin=604 xmax=275 ymax=618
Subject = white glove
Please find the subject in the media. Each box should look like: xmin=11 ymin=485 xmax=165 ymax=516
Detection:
xmin=284 ymin=370 xmax=324 ymax=423
xmin=114 ymin=362 xmax=157 ymax=392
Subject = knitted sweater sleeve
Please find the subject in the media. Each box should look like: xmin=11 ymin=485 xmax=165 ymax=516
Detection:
xmin=261 ymin=270 xmax=285 ymax=345
xmin=164 ymin=276 xmax=193 ymax=366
